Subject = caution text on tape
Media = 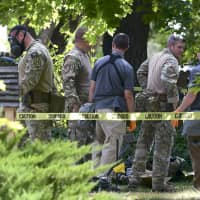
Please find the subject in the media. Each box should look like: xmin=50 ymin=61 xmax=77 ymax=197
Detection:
xmin=16 ymin=112 xmax=199 ymax=121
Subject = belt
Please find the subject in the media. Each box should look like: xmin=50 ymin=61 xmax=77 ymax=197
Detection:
xmin=146 ymin=90 xmax=167 ymax=102
xmin=158 ymin=94 xmax=167 ymax=102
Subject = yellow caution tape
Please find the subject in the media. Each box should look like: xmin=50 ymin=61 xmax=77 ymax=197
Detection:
xmin=133 ymin=87 xmax=187 ymax=93
xmin=133 ymin=86 xmax=142 ymax=92
xmin=16 ymin=112 xmax=199 ymax=120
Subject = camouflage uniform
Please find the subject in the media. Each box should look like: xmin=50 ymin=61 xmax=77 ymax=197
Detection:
xmin=18 ymin=40 xmax=54 ymax=141
xmin=62 ymin=47 xmax=93 ymax=145
xmin=131 ymin=48 xmax=178 ymax=191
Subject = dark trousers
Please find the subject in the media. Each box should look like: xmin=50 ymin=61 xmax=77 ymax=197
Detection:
xmin=187 ymin=136 xmax=200 ymax=189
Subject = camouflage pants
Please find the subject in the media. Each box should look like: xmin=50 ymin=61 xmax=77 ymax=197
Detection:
xmin=68 ymin=120 xmax=94 ymax=145
xmin=19 ymin=103 xmax=52 ymax=142
xmin=132 ymin=120 xmax=175 ymax=190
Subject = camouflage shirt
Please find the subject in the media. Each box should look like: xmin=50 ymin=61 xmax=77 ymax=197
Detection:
xmin=18 ymin=40 xmax=54 ymax=96
xmin=137 ymin=48 xmax=179 ymax=104
xmin=62 ymin=46 xmax=91 ymax=112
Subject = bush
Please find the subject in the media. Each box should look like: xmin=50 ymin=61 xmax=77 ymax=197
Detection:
xmin=51 ymin=120 xmax=68 ymax=140
xmin=0 ymin=118 xmax=118 ymax=200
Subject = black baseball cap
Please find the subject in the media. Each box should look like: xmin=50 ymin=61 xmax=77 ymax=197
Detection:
xmin=9 ymin=25 xmax=27 ymax=34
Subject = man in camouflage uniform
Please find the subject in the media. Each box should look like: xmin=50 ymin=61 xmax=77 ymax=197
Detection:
xmin=8 ymin=25 xmax=55 ymax=141
xmin=129 ymin=34 xmax=185 ymax=192
xmin=62 ymin=27 xmax=93 ymax=145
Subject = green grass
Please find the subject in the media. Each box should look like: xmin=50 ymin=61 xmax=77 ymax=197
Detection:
xmin=96 ymin=181 xmax=200 ymax=200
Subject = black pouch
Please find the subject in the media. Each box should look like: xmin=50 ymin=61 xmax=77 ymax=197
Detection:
xmin=166 ymin=103 xmax=174 ymax=112
xmin=49 ymin=93 xmax=65 ymax=113
xmin=22 ymin=92 xmax=32 ymax=107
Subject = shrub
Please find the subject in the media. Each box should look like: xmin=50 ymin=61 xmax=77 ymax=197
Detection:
xmin=0 ymin=118 xmax=117 ymax=200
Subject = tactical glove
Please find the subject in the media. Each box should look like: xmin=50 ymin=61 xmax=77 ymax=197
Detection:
xmin=127 ymin=120 xmax=137 ymax=132
xmin=171 ymin=110 xmax=179 ymax=128
xmin=171 ymin=120 xmax=179 ymax=128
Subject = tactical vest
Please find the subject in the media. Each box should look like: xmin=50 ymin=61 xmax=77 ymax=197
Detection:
xmin=67 ymin=47 xmax=91 ymax=102
xmin=136 ymin=49 xmax=178 ymax=112
xmin=147 ymin=49 xmax=178 ymax=94
xmin=18 ymin=41 xmax=54 ymax=95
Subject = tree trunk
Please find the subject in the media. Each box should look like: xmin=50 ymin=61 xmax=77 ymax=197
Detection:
xmin=39 ymin=23 xmax=56 ymax=46
xmin=50 ymin=21 xmax=67 ymax=54
xmin=50 ymin=16 xmax=80 ymax=54
xmin=103 ymin=0 xmax=152 ymax=82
